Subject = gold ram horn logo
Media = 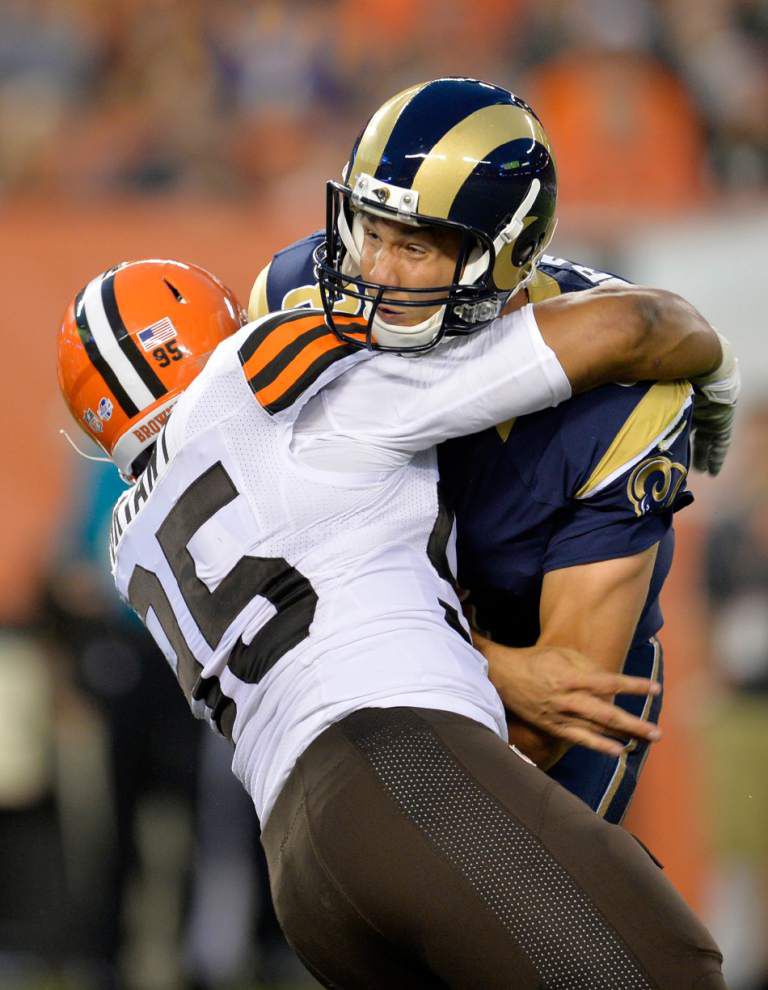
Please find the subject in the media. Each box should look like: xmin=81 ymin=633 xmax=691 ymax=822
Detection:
xmin=627 ymin=456 xmax=687 ymax=517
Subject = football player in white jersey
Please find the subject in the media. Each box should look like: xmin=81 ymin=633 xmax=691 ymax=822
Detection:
xmin=58 ymin=248 xmax=728 ymax=987
xmin=250 ymin=76 xmax=739 ymax=794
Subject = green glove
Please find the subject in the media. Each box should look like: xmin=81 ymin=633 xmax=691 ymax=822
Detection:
xmin=690 ymin=333 xmax=741 ymax=476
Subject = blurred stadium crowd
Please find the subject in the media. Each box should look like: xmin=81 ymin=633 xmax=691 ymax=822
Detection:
xmin=2 ymin=0 xmax=766 ymax=207
xmin=2 ymin=1 xmax=768 ymax=989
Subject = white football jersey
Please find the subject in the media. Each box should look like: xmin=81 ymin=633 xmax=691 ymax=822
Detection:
xmin=110 ymin=306 xmax=570 ymax=822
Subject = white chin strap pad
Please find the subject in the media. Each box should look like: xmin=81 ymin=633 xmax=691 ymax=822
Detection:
xmin=364 ymin=300 xmax=445 ymax=351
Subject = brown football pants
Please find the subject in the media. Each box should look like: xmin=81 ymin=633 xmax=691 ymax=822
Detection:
xmin=261 ymin=707 xmax=726 ymax=989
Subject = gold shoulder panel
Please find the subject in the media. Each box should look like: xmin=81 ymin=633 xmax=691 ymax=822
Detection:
xmin=247 ymin=261 xmax=272 ymax=321
xmin=496 ymin=418 xmax=516 ymax=442
xmin=575 ymin=381 xmax=693 ymax=499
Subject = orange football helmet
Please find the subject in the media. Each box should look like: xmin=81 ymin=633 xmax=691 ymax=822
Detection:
xmin=57 ymin=259 xmax=246 ymax=479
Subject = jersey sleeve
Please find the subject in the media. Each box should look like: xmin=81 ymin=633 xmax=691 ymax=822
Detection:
xmin=541 ymin=383 xmax=693 ymax=572
xmin=299 ymin=304 xmax=572 ymax=471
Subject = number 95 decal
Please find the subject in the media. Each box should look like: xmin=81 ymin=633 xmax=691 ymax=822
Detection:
xmin=152 ymin=340 xmax=183 ymax=367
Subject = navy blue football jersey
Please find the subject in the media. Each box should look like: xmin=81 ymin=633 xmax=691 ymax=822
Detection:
xmin=440 ymin=379 xmax=692 ymax=650
xmin=249 ymin=232 xmax=694 ymax=822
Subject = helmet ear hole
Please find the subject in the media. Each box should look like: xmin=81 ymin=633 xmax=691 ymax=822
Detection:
xmin=164 ymin=279 xmax=187 ymax=304
xmin=514 ymin=241 xmax=535 ymax=267
xmin=511 ymin=224 xmax=544 ymax=268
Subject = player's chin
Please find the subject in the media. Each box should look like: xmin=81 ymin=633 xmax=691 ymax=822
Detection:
xmin=377 ymin=306 xmax=410 ymax=325
xmin=378 ymin=306 xmax=431 ymax=326
xmin=505 ymin=713 xmax=568 ymax=771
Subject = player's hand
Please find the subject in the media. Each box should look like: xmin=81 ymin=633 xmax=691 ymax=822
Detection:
xmin=473 ymin=633 xmax=661 ymax=766
xmin=690 ymin=332 xmax=741 ymax=476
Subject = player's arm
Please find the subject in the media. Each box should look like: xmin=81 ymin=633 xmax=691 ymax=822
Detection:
xmin=534 ymin=288 xmax=740 ymax=475
xmin=532 ymin=284 xmax=721 ymax=392
xmin=475 ymin=545 xmax=661 ymax=768
xmin=362 ymin=290 xmax=725 ymax=460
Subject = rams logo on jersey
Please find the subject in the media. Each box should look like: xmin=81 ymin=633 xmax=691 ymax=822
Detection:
xmin=626 ymin=456 xmax=687 ymax=517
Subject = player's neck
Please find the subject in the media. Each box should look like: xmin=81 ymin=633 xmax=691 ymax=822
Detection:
xmin=501 ymin=287 xmax=529 ymax=316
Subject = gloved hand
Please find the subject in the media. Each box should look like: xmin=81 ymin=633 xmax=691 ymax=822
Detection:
xmin=691 ymin=332 xmax=741 ymax=476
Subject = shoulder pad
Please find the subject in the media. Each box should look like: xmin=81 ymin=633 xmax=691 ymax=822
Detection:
xmin=529 ymin=255 xmax=630 ymax=301
xmin=237 ymin=309 xmax=367 ymax=415
xmin=248 ymin=232 xmax=325 ymax=321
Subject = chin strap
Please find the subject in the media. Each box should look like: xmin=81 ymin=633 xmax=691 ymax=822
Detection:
xmin=337 ymin=207 xmax=364 ymax=267
xmin=59 ymin=428 xmax=112 ymax=464
xmin=460 ymin=178 xmax=541 ymax=285
xmin=365 ymin=300 xmax=446 ymax=351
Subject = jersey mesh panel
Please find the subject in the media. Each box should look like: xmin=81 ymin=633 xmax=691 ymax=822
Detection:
xmin=182 ymin=366 xmax=249 ymax=443
xmin=343 ymin=708 xmax=653 ymax=990
xmin=225 ymin=399 xmax=388 ymax=561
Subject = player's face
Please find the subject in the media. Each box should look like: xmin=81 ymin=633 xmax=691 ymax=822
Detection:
xmin=358 ymin=215 xmax=462 ymax=326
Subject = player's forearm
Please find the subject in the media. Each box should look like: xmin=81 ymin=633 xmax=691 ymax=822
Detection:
xmin=534 ymin=286 xmax=721 ymax=393
xmin=612 ymin=288 xmax=721 ymax=385
xmin=537 ymin=548 xmax=658 ymax=674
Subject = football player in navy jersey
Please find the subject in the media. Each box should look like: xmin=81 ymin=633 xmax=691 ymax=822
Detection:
xmin=247 ymin=76 xmax=740 ymax=824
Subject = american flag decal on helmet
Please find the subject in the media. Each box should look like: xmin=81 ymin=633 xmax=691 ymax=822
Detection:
xmin=137 ymin=316 xmax=178 ymax=351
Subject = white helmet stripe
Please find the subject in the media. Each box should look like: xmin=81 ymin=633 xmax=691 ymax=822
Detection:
xmin=83 ymin=273 xmax=157 ymax=410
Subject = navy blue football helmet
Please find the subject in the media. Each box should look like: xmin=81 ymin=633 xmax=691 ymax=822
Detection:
xmin=316 ymin=77 xmax=558 ymax=351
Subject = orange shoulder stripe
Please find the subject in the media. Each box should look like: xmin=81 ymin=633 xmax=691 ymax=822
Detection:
xmin=254 ymin=332 xmax=348 ymax=407
xmin=241 ymin=313 xmax=324 ymax=383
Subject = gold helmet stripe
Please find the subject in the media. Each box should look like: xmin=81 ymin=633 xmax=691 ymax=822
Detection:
xmin=413 ymin=104 xmax=550 ymax=220
xmin=350 ymin=82 xmax=431 ymax=183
